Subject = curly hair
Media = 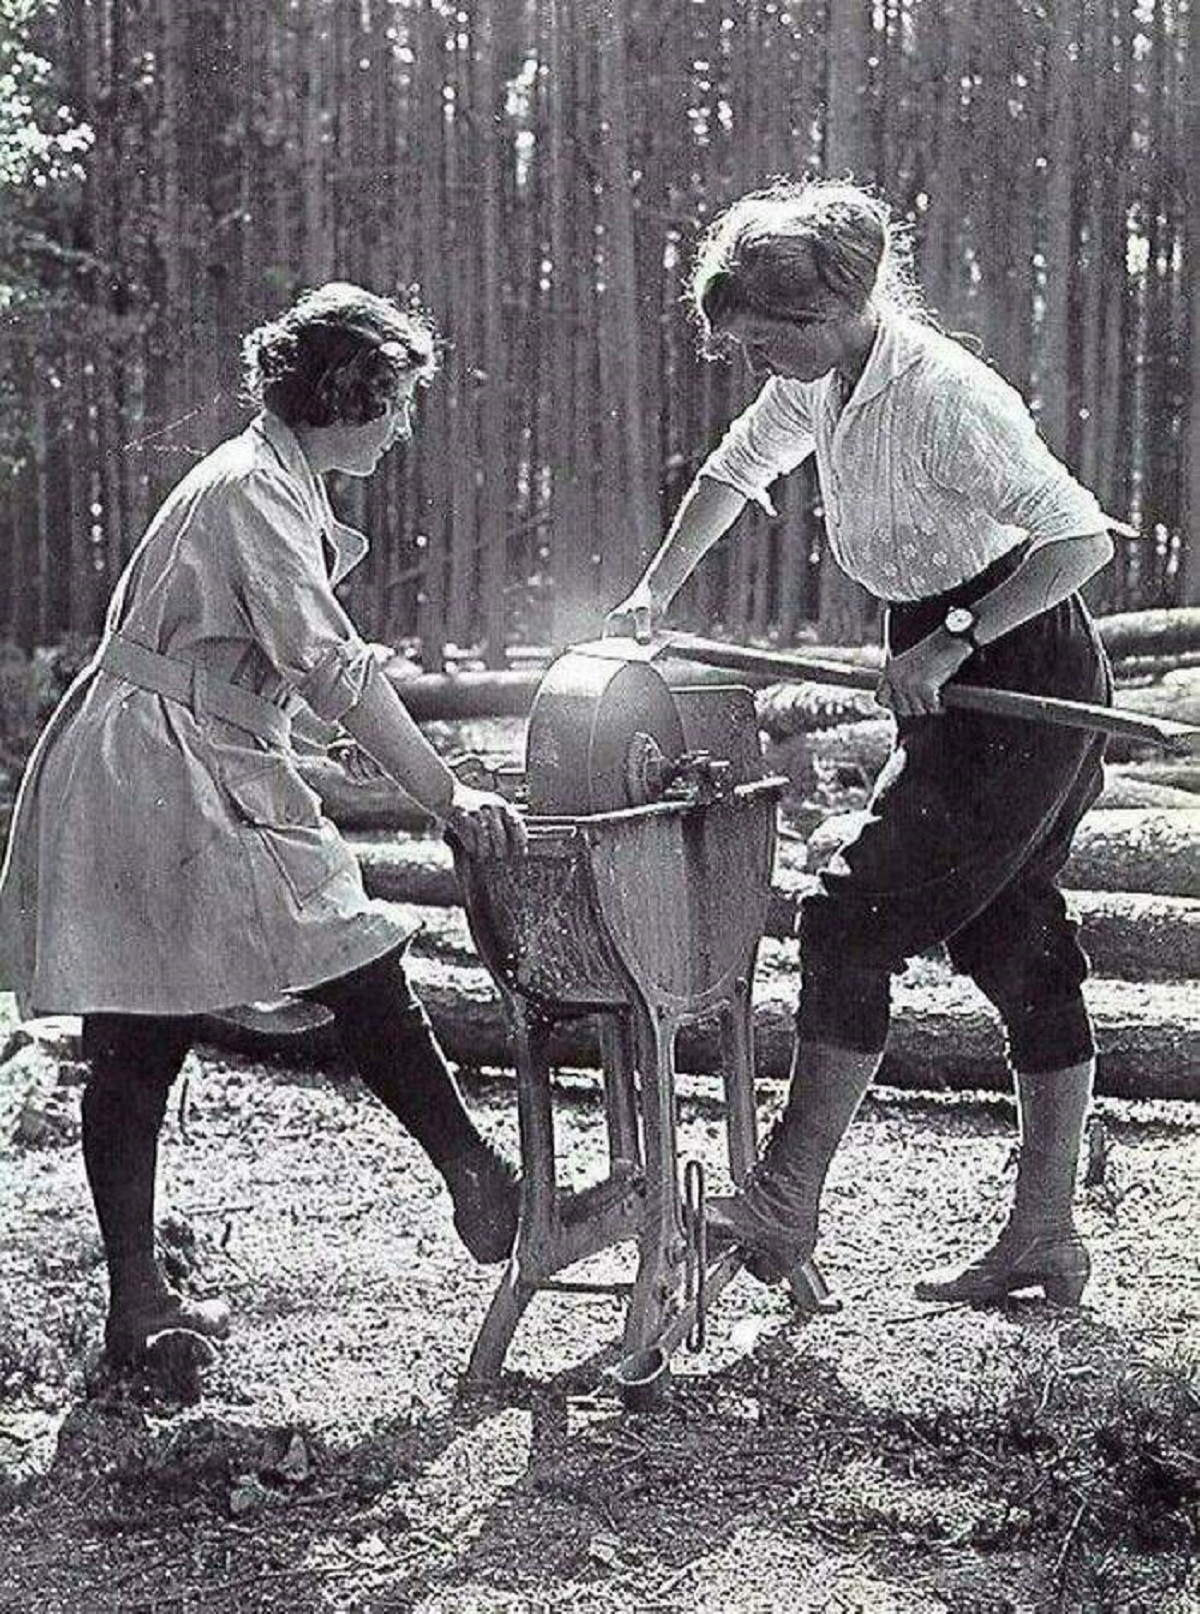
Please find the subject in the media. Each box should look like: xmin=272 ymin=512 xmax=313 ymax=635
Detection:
xmin=689 ymin=178 xmax=926 ymax=352
xmin=241 ymin=282 xmax=441 ymax=427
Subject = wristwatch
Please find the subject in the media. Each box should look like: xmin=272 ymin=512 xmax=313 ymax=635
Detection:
xmin=943 ymin=604 xmax=982 ymax=653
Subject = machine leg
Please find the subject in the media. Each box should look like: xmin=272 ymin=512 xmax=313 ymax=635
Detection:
xmin=467 ymin=1003 xmax=556 ymax=1383
xmin=599 ymin=1013 xmax=641 ymax=1169
xmin=466 ymin=1268 xmax=538 ymax=1383
xmin=513 ymin=1004 xmax=558 ymax=1233
xmin=720 ymin=977 xmax=759 ymax=1186
xmin=621 ymin=1002 xmax=685 ymax=1373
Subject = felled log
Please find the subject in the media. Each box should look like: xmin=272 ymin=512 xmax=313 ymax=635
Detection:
xmin=1094 ymin=607 xmax=1200 ymax=661
xmin=346 ymin=834 xmax=1199 ymax=983
xmin=1063 ymin=889 xmax=1200 ymax=981
xmin=1066 ymin=807 xmax=1200 ymax=897
xmin=1113 ymin=668 xmax=1200 ymax=730
xmin=760 ymin=878 xmax=1198 ymax=984
xmin=1112 ymin=649 xmax=1200 ymax=683
xmin=756 ymin=682 xmax=881 ymax=738
xmin=808 ymin=806 xmax=1200 ymax=899
xmin=1115 ymin=761 xmax=1200 ymax=795
xmin=1094 ymin=775 xmax=1199 ymax=810
xmin=354 ymin=834 xmax=463 ymax=906
xmin=196 ymin=930 xmax=1200 ymax=1102
xmin=384 ymin=666 xmax=540 ymax=719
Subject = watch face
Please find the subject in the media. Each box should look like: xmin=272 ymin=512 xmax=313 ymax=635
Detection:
xmin=945 ymin=606 xmax=976 ymax=635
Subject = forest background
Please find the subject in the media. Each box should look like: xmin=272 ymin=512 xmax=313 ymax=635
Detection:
xmin=1 ymin=0 xmax=1196 ymax=667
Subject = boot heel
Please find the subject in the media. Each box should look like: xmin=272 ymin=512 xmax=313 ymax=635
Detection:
xmin=745 ymin=1246 xmax=791 ymax=1286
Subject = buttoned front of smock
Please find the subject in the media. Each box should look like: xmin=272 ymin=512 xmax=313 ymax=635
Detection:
xmin=699 ymin=316 xmax=1132 ymax=601
xmin=0 ymin=413 xmax=411 ymax=1017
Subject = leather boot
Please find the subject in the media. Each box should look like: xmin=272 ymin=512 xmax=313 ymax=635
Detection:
xmin=916 ymin=1060 xmax=1094 ymax=1306
xmin=440 ymin=1139 xmax=520 ymax=1265
xmin=105 ymin=1282 xmax=232 ymax=1366
xmin=707 ymin=1044 xmax=878 ymax=1290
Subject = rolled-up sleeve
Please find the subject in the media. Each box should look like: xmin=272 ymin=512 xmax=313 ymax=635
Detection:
xmin=225 ymin=471 xmax=377 ymax=723
xmin=922 ymin=374 xmax=1132 ymax=547
xmin=699 ymin=379 xmax=817 ymax=516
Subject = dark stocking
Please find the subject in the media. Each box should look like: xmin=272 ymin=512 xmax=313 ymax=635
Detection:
xmin=304 ymin=947 xmax=483 ymax=1170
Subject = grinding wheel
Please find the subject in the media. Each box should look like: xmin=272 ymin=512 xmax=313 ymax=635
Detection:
xmin=525 ymin=646 xmax=687 ymax=814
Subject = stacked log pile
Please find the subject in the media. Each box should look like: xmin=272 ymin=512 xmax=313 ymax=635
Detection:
xmin=200 ymin=797 xmax=1197 ymax=1101
xmin=205 ymin=609 xmax=1198 ymax=1101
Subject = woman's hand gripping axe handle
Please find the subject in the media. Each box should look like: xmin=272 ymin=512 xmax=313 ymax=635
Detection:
xmin=655 ymin=631 xmax=1200 ymax=757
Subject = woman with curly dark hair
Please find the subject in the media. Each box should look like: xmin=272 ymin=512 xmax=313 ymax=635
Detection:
xmin=608 ymin=181 xmax=1132 ymax=1312
xmin=0 ymin=282 xmax=526 ymax=1366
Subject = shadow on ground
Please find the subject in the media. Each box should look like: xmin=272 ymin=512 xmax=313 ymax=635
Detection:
xmin=1 ymin=1297 xmax=1195 ymax=1614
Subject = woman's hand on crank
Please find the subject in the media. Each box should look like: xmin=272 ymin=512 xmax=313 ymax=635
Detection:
xmin=445 ymin=783 xmax=528 ymax=859
xmin=604 ymin=580 xmax=660 ymax=644
xmin=875 ymin=630 xmax=972 ymax=718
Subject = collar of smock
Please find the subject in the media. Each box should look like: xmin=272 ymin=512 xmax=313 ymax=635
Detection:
xmin=251 ymin=412 xmax=371 ymax=586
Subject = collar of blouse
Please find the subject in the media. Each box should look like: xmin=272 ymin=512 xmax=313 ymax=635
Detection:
xmin=832 ymin=314 xmax=924 ymax=418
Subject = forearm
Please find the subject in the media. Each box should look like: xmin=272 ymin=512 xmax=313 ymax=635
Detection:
xmin=643 ymin=476 xmax=749 ymax=605
xmin=970 ymin=532 xmax=1112 ymax=646
xmin=338 ymin=666 xmax=456 ymax=819
xmin=881 ymin=532 xmax=1113 ymax=715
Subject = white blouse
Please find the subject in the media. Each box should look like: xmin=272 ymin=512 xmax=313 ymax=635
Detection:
xmin=699 ymin=316 xmax=1131 ymax=602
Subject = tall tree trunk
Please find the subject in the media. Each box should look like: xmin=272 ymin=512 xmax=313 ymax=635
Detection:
xmin=819 ymin=0 xmax=876 ymax=644
xmin=415 ymin=3 xmax=450 ymax=668
xmin=1183 ymin=0 xmax=1200 ymax=603
xmin=542 ymin=0 xmax=578 ymax=645
xmin=299 ymin=6 xmax=334 ymax=283
xmin=1039 ymin=0 xmax=1080 ymax=459
xmin=475 ymin=0 xmax=509 ymax=667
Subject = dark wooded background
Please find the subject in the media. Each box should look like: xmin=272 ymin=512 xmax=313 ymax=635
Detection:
xmin=2 ymin=0 xmax=1195 ymax=662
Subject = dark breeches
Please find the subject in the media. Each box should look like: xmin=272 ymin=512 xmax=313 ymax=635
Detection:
xmin=797 ymin=555 xmax=1110 ymax=1074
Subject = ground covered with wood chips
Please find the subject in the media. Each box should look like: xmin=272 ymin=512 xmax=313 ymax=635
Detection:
xmin=0 ymin=979 xmax=1196 ymax=1614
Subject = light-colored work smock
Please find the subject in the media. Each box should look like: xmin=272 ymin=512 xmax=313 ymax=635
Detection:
xmin=699 ymin=315 xmax=1132 ymax=598
xmin=0 ymin=413 xmax=411 ymax=1017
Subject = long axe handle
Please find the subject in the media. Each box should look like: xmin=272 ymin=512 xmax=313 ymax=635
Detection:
xmin=659 ymin=632 xmax=1200 ymax=757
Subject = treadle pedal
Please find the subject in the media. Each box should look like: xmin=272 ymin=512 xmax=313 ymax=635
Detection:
xmin=789 ymin=1255 xmax=842 ymax=1317
xmin=538 ymin=1278 xmax=634 ymax=1297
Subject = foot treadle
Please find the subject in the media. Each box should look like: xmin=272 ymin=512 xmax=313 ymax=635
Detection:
xmin=789 ymin=1256 xmax=842 ymax=1316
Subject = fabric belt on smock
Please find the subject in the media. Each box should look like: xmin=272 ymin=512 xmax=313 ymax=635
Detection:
xmin=97 ymin=633 xmax=292 ymax=744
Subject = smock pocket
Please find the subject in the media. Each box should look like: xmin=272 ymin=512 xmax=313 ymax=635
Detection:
xmin=221 ymin=757 xmax=343 ymax=905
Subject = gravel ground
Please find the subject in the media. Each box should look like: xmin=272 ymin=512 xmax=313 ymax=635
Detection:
xmin=0 ymin=981 xmax=1197 ymax=1614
